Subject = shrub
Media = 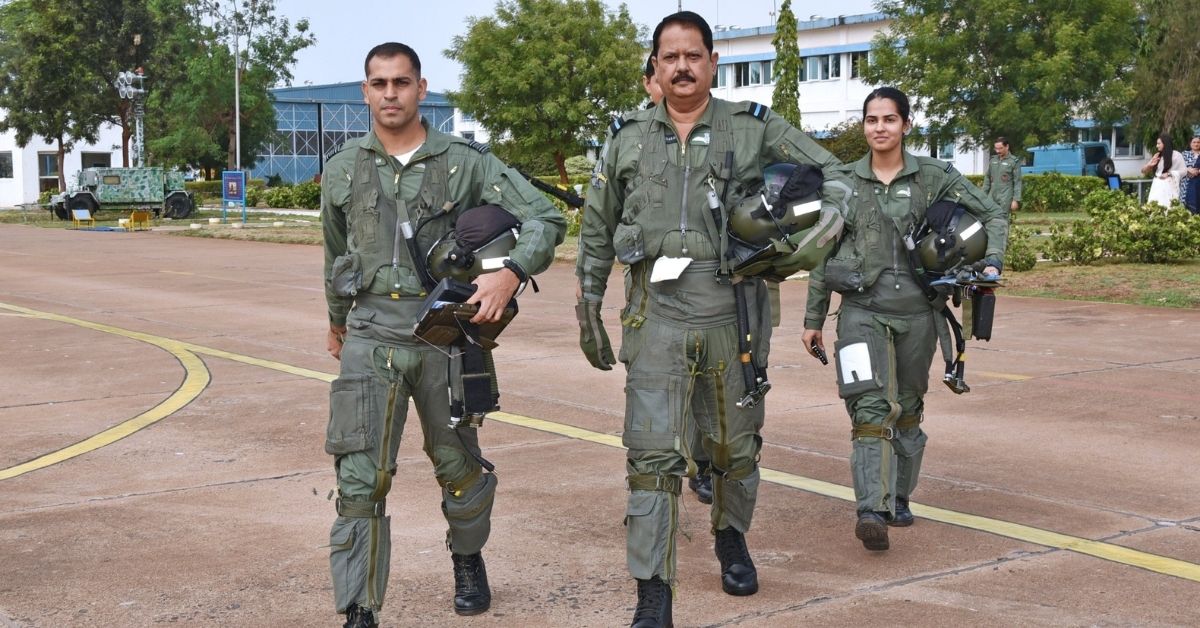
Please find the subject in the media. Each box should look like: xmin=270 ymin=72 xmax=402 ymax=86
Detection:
xmin=964 ymin=173 xmax=1105 ymax=213
xmin=1005 ymin=225 xmax=1039 ymax=272
xmin=1045 ymin=189 xmax=1200 ymax=264
xmin=263 ymin=186 xmax=294 ymax=209
xmin=292 ymin=180 xmax=321 ymax=209
xmin=244 ymin=185 xmax=262 ymax=208
xmin=38 ymin=189 xmax=52 ymax=206
xmin=564 ymin=155 xmax=595 ymax=175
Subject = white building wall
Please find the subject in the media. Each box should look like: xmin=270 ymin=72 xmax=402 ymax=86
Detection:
xmin=0 ymin=113 xmax=123 ymax=208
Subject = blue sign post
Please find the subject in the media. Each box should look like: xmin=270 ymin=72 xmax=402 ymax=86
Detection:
xmin=221 ymin=170 xmax=247 ymax=223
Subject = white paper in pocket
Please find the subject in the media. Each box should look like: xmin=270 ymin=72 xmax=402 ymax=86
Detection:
xmin=650 ymin=256 xmax=693 ymax=283
xmin=838 ymin=342 xmax=873 ymax=384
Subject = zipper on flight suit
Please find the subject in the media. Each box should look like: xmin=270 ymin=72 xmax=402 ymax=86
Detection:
xmin=882 ymin=183 xmax=901 ymax=290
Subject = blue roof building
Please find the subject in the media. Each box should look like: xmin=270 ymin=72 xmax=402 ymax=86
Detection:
xmin=252 ymin=82 xmax=455 ymax=184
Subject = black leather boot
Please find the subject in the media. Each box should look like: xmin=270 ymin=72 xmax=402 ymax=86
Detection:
xmin=855 ymin=511 xmax=890 ymax=551
xmin=451 ymin=552 xmax=491 ymax=616
xmin=713 ymin=527 xmax=758 ymax=596
xmin=688 ymin=461 xmax=714 ymax=505
xmin=342 ymin=604 xmax=378 ymax=628
xmin=630 ymin=576 xmax=673 ymax=628
xmin=890 ymin=497 xmax=914 ymax=527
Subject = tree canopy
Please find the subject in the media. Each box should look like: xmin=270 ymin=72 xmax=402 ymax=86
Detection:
xmin=865 ymin=0 xmax=1140 ymax=153
xmin=0 ymin=0 xmax=109 ymax=190
xmin=446 ymin=0 xmax=644 ymax=183
xmin=1128 ymin=0 xmax=1200 ymax=143
xmin=770 ymin=0 xmax=802 ymax=128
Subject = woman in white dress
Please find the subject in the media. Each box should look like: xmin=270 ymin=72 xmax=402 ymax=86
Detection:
xmin=1142 ymin=134 xmax=1186 ymax=207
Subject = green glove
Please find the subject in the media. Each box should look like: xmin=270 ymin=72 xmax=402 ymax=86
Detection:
xmin=575 ymin=299 xmax=615 ymax=370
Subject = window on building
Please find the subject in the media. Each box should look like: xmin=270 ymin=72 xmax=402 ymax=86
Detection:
xmin=294 ymin=130 xmax=320 ymax=156
xmin=803 ymin=54 xmax=840 ymax=81
xmin=461 ymin=131 xmax=476 ymax=141
xmin=850 ymin=51 xmax=870 ymax=78
xmin=460 ymin=112 xmax=475 ymax=123
xmin=81 ymin=152 xmax=111 ymax=169
xmin=733 ymin=61 xmax=772 ymax=88
xmin=938 ymin=139 xmax=956 ymax=160
xmin=0 ymin=152 xmax=12 ymax=179
xmin=761 ymin=60 xmax=773 ymax=84
xmin=713 ymin=65 xmax=729 ymax=88
xmin=38 ymin=152 xmax=58 ymax=193
xmin=1113 ymin=126 xmax=1142 ymax=158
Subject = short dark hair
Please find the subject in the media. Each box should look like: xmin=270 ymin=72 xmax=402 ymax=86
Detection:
xmin=644 ymin=55 xmax=655 ymax=79
xmin=652 ymin=11 xmax=713 ymax=55
xmin=996 ymin=137 xmax=1010 ymax=147
xmin=364 ymin=42 xmax=421 ymax=78
xmin=862 ymin=86 xmax=911 ymax=122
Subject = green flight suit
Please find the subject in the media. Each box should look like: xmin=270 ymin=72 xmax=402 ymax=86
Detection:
xmin=805 ymin=151 xmax=1007 ymax=518
xmin=322 ymin=121 xmax=565 ymax=614
xmin=578 ymin=98 xmax=850 ymax=583
xmin=982 ymin=154 xmax=1023 ymax=214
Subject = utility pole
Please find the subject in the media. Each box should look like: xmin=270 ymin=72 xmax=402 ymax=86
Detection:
xmin=233 ymin=0 xmax=242 ymax=171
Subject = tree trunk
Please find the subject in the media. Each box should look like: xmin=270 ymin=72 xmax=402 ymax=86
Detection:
xmin=555 ymin=151 xmax=568 ymax=185
xmin=56 ymin=139 xmax=66 ymax=192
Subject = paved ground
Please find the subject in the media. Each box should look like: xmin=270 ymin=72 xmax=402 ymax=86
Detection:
xmin=1 ymin=224 xmax=1198 ymax=628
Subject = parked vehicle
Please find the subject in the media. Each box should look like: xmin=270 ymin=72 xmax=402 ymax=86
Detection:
xmin=49 ymin=167 xmax=194 ymax=220
xmin=1020 ymin=141 xmax=1116 ymax=177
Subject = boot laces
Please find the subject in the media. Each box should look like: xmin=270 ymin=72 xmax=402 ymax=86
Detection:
xmin=632 ymin=578 xmax=667 ymax=622
xmin=453 ymin=553 xmax=483 ymax=593
xmin=715 ymin=528 xmax=751 ymax=568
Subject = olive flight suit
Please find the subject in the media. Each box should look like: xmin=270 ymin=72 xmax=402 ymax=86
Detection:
xmin=982 ymin=153 xmax=1022 ymax=215
xmin=805 ymin=151 xmax=1007 ymax=519
xmin=322 ymin=121 xmax=564 ymax=614
xmin=578 ymin=98 xmax=850 ymax=583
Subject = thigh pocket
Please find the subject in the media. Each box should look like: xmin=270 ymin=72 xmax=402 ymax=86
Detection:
xmin=623 ymin=373 xmax=681 ymax=450
xmin=834 ymin=333 xmax=887 ymax=399
xmin=326 ymin=374 xmax=381 ymax=455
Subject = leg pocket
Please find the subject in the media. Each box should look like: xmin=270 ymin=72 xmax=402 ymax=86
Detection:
xmin=834 ymin=332 xmax=888 ymax=400
xmin=326 ymin=374 xmax=382 ymax=455
xmin=623 ymin=373 xmax=682 ymax=450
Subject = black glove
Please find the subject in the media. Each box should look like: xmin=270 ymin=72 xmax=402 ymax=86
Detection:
xmin=575 ymin=299 xmax=615 ymax=370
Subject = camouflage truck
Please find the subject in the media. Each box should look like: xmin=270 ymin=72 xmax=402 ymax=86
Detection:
xmin=49 ymin=167 xmax=194 ymax=220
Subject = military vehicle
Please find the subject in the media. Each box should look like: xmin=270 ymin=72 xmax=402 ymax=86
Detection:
xmin=49 ymin=167 xmax=194 ymax=220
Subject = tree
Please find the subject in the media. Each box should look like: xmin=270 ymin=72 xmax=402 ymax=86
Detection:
xmin=814 ymin=119 xmax=868 ymax=163
xmin=0 ymin=0 xmax=110 ymax=191
xmin=770 ymin=0 xmax=802 ymax=128
xmin=1128 ymin=0 xmax=1200 ymax=142
xmin=446 ymin=0 xmax=644 ymax=184
xmin=149 ymin=0 xmax=314 ymax=174
xmin=865 ymin=0 xmax=1139 ymax=153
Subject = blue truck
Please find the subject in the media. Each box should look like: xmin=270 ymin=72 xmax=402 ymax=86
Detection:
xmin=1020 ymin=141 xmax=1117 ymax=177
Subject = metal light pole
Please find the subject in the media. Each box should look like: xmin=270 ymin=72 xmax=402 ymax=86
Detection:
xmin=232 ymin=0 xmax=241 ymax=171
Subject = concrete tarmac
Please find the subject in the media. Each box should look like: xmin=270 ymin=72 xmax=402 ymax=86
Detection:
xmin=1 ymin=224 xmax=1198 ymax=627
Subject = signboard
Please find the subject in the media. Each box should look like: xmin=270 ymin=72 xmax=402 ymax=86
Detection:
xmin=222 ymin=170 xmax=246 ymax=203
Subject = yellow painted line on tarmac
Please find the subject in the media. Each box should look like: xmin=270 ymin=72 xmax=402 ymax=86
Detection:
xmin=976 ymin=370 xmax=1033 ymax=381
xmin=0 ymin=303 xmax=211 ymax=480
xmin=3 ymin=303 xmax=1198 ymax=583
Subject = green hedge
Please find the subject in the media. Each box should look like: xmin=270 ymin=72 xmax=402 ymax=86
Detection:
xmin=1045 ymin=189 xmax=1200 ymax=264
xmin=964 ymin=172 xmax=1106 ymax=212
xmin=185 ymin=178 xmax=265 ymax=197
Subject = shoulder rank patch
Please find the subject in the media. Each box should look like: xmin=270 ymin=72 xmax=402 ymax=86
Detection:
xmin=466 ymin=139 xmax=490 ymax=154
xmin=746 ymin=102 xmax=769 ymax=121
xmin=609 ymin=116 xmax=626 ymax=138
xmin=944 ymin=161 xmax=954 ymax=173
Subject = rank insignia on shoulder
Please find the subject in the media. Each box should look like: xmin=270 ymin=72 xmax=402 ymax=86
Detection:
xmin=747 ymin=102 xmax=769 ymax=121
xmin=944 ymin=161 xmax=954 ymax=173
xmin=467 ymin=140 xmax=490 ymax=154
xmin=609 ymin=117 xmax=626 ymax=137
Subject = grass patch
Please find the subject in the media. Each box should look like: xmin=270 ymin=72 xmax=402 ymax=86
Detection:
xmin=1003 ymin=259 xmax=1200 ymax=308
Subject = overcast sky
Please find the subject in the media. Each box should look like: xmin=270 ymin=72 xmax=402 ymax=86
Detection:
xmin=284 ymin=0 xmax=880 ymax=92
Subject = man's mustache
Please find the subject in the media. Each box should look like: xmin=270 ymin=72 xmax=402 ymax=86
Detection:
xmin=671 ymin=73 xmax=695 ymax=84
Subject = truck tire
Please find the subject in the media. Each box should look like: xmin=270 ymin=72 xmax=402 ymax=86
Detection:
xmin=1098 ymin=158 xmax=1116 ymax=177
xmin=67 ymin=195 xmax=97 ymax=218
xmin=164 ymin=192 xmax=193 ymax=219
xmin=52 ymin=204 xmax=70 ymax=220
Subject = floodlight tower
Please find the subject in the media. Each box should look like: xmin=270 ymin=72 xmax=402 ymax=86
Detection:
xmin=117 ymin=69 xmax=147 ymax=167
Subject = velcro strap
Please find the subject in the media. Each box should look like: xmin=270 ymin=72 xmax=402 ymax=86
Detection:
xmin=709 ymin=463 xmax=756 ymax=482
xmin=336 ymin=498 xmax=386 ymax=518
xmin=851 ymin=424 xmax=895 ymax=440
xmin=627 ymin=474 xmax=682 ymax=494
xmin=895 ymin=414 xmax=922 ymax=430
